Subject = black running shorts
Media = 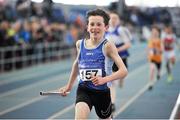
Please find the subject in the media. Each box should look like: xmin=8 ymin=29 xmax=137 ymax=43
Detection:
xmin=76 ymin=84 xmax=112 ymax=119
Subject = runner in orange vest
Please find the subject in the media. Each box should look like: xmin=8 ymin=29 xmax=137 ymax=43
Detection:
xmin=147 ymin=26 xmax=163 ymax=90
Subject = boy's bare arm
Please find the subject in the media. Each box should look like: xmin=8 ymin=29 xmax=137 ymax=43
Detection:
xmin=104 ymin=42 xmax=128 ymax=82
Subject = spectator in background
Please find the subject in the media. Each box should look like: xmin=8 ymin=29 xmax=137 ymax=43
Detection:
xmin=0 ymin=21 xmax=10 ymax=47
xmin=0 ymin=21 xmax=15 ymax=70
xmin=159 ymin=9 xmax=172 ymax=25
xmin=20 ymin=20 xmax=32 ymax=45
xmin=16 ymin=0 xmax=31 ymax=19
xmin=30 ymin=2 xmax=43 ymax=17
xmin=65 ymin=24 xmax=77 ymax=47
xmin=42 ymin=0 xmax=53 ymax=19
xmin=20 ymin=20 xmax=33 ymax=65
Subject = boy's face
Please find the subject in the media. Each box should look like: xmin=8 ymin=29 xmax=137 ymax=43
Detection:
xmin=152 ymin=28 xmax=159 ymax=37
xmin=109 ymin=13 xmax=120 ymax=27
xmin=87 ymin=16 xmax=108 ymax=40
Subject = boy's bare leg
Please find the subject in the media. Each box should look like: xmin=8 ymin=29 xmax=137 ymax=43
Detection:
xmin=75 ymin=102 xmax=90 ymax=119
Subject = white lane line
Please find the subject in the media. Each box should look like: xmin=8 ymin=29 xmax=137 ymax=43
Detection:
xmin=0 ymin=96 xmax=47 ymax=116
xmin=0 ymin=59 xmax=71 ymax=79
xmin=114 ymin=56 xmax=180 ymax=118
xmin=0 ymin=73 xmax=68 ymax=98
xmin=0 ymin=63 xmax=54 ymax=79
xmin=0 ymin=68 xmax=60 ymax=86
xmin=114 ymin=66 xmax=167 ymax=118
xmin=0 ymin=62 xmax=71 ymax=86
xmin=0 ymin=74 xmax=69 ymax=115
xmin=48 ymin=104 xmax=74 ymax=120
xmin=169 ymin=53 xmax=180 ymax=120
xmin=129 ymin=51 xmax=146 ymax=64
xmin=169 ymin=93 xmax=180 ymax=120
xmin=114 ymin=83 xmax=150 ymax=117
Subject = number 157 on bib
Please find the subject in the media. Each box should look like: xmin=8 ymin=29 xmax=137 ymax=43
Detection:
xmin=79 ymin=69 xmax=102 ymax=81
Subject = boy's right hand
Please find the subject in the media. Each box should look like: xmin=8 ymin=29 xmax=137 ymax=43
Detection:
xmin=59 ymin=85 xmax=70 ymax=96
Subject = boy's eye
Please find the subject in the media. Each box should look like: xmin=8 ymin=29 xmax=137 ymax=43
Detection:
xmin=90 ymin=23 xmax=102 ymax=27
xmin=90 ymin=23 xmax=94 ymax=26
xmin=97 ymin=23 xmax=101 ymax=26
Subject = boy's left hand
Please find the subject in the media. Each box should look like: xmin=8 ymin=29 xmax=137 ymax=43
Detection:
xmin=91 ymin=75 xmax=105 ymax=86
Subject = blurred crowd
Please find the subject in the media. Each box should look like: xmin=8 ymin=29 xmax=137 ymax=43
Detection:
xmin=0 ymin=0 xmax=86 ymax=48
xmin=0 ymin=0 xmax=176 ymax=47
xmin=0 ymin=0 xmax=178 ymax=72
xmin=0 ymin=0 xmax=86 ymax=71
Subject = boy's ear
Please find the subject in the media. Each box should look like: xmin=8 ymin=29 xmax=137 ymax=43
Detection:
xmin=105 ymin=25 xmax=109 ymax=31
xmin=86 ymin=25 xmax=89 ymax=32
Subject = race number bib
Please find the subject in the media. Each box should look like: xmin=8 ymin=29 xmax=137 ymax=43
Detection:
xmin=79 ymin=69 xmax=102 ymax=81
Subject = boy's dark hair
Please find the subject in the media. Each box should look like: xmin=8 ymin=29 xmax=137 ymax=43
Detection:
xmin=86 ymin=9 xmax=110 ymax=26
xmin=109 ymin=10 xmax=119 ymax=16
xmin=109 ymin=11 xmax=122 ymax=20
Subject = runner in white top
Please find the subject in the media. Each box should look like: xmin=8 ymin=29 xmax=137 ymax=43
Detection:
xmin=161 ymin=25 xmax=176 ymax=83
xmin=105 ymin=11 xmax=131 ymax=114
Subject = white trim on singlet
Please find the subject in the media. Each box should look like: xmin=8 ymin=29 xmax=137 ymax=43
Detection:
xmin=102 ymin=40 xmax=113 ymax=87
xmin=83 ymin=38 xmax=105 ymax=50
